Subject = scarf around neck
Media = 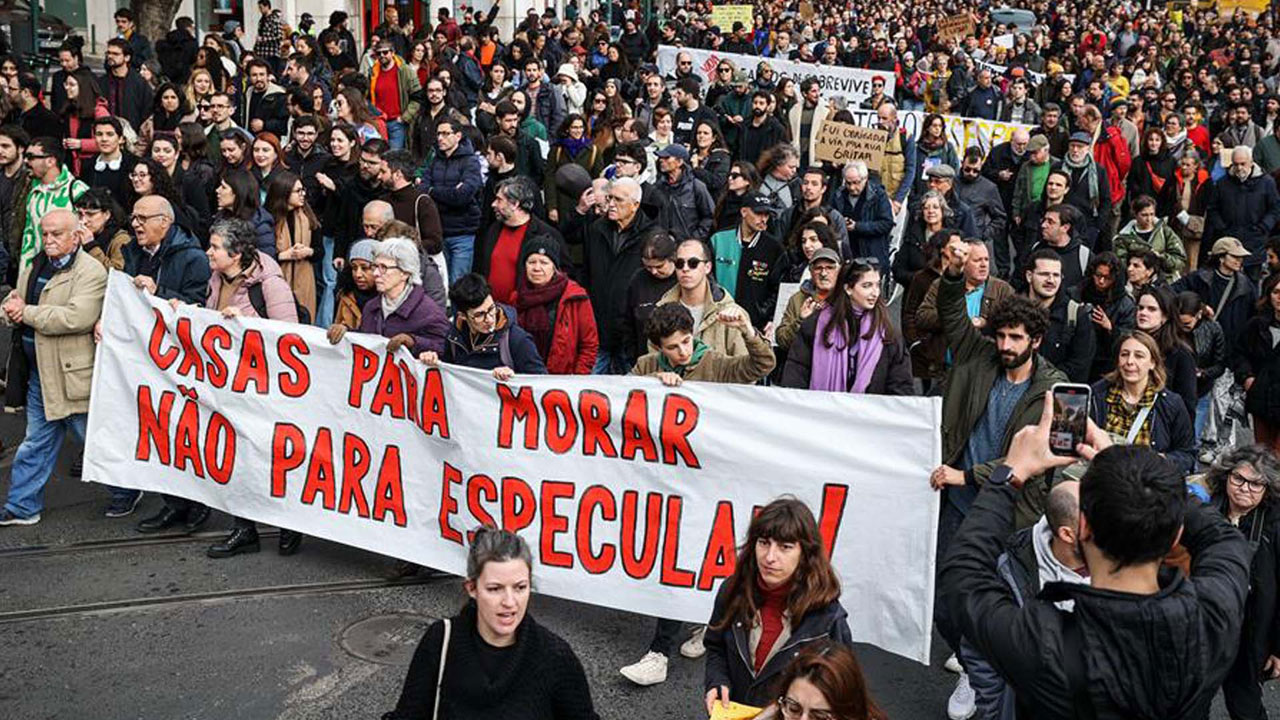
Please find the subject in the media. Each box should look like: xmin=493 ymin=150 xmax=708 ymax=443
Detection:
xmin=1104 ymin=382 xmax=1157 ymax=447
xmin=515 ymin=271 xmax=569 ymax=359
xmin=809 ymin=306 xmax=884 ymax=394
xmin=658 ymin=337 xmax=709 ymax=376
xmin=559 ymin=135 xmax=593 ymax=157
xmin=1064 ymin=151 xmax=1099 ymax=209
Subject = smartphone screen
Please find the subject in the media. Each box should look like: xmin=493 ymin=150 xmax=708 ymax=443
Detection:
xmin=1050 ymin=384 xmax=1091 ymax=457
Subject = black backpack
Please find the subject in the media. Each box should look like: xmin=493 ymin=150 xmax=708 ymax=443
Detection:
xmin=247 ymin=283 xmax=311 ymax=325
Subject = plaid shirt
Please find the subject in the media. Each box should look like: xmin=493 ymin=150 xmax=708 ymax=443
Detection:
xmin=254 ymin=10 xmax=284 ymax=58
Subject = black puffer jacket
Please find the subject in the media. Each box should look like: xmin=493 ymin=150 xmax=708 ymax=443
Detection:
xmin=1188 ymin=318 xmax=1227 ymax=398
xmin=1234 ymin=315 xmax=1280 ymax=423
xmin=942 ymin=467 xmax=1251 ymax=720
xmin=385 ymin=602 xmax=599 ymax=720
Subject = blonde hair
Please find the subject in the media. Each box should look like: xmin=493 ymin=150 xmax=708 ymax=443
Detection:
xmin=185 ymin=69 xmax=215 ymax=109
xmin=1103 ymin=330 xmax=1167 ymax=391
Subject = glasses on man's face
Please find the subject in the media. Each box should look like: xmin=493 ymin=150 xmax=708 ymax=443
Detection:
xmin=378 ymin=50 xmax=393 ymax=57
xmin=679 ymin=60 xmax=692 ymax=66
xmin=673 ymin=257 xmax=704 ymax=270
xmin=131 ymin=213 xmax=164 ymax=226
xmin=26 ymin=153 xmax=49 ymax=160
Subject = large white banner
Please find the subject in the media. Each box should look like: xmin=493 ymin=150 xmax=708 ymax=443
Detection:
xmin=84 ymin=273 xmax=942 ymax=663
xmin=844 ymin=107 xmax=1034 ymax=158
xmin=657 ymin=45 xmax=895 ymax=104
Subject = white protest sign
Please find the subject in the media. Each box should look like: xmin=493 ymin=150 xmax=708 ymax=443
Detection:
xmin=843 ymin=108 xmax=1034 ymax=158
xmin=657 ymin=45 xmax=895 ymax=104
xmin=84 ymin=272 xmax=943 ymax=663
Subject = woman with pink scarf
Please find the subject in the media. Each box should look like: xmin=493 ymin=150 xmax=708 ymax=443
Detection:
xmin=780 ymin=259 xmax=915 ymax=395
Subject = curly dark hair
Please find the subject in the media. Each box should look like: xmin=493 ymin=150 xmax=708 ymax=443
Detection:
xmin=987 ymin=295 xmax=1049 ymax=340
xmin=1203 ymin=444 xmax=1280 ymax=506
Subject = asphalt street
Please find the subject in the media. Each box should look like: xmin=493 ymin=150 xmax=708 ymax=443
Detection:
xmin=0 ymin=315 xmax=1276 ymax=720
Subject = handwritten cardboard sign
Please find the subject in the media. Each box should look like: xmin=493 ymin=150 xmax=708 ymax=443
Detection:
xmin=814 ymin=121 xmax=889 ymax=166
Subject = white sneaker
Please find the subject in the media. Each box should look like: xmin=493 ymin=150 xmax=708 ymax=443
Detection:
xmin=947 ymin=673 xmax=976 ymax=720
xmin=943 ymin=653 xmax=963 ymax=673
xmin=620 ymin=651 xmax=668 ymax=686
xmin=679 ymin=625 xmax=707 ymax=658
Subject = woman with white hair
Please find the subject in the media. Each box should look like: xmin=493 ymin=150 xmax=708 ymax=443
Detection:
xmin=326 ymin=237 xmax=449 ymax=356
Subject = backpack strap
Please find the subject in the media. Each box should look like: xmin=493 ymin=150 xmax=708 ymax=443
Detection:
xmin=247 ymin=283 xmax=269 ymax=318
xmin=499 ymin=329 xmax=513 ymax=369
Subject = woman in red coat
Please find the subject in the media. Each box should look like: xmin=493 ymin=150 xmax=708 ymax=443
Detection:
xmin=513 ymin=241 xmax=599 ymax=374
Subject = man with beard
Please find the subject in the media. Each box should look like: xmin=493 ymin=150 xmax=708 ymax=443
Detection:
xmin=928 ymin=236 xmax=1065 ymax=719
xmin=494 ymin=100 xmax=545 ymax=182
xmin=1204 ymin=145 xmax=1280 ymax=278
xmin=737 ymin=90 xmax=786 ymax=166
xmin=103 ymin=38 xmax=152 ymax=131
xmin=334 ymin=138 xmax=390 ymax=262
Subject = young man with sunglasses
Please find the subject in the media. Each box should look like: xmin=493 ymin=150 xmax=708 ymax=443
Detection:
xmin=369 ymin=40 xmax=421 ymax=152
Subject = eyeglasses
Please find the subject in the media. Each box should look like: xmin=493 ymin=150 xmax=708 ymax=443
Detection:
xmin=777 ymin=695 xmax=837 ymax=720
xmin=467 ymin=304 xmax=498 ymax=321
xmin=378 ymin=50 xmax=393 ymax=57
xmin=26 ymin=153 xmax=50 ymax=160
xmin=371 ymin=261 xmax=401 ymax=274
xmin=130 ymin=213 xmax=166 ymax=225
xmin=1229 ymin=470 xmax=1268 ymax=492
xmin=673 ymin=257 xmax=705 ymax=270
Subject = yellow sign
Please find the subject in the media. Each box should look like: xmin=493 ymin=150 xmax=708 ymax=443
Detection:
xmin=710 ymin=4 xmax=754 ymax=29
xmin=709 ymin=701 xmax=763 ymax=720
xmin=815 ymin=121 xmax=890 ymax=166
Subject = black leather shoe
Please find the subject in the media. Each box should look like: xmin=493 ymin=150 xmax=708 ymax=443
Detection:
xmin=183 ymin=506 xmax=211 ymax=533
xmin=278 ymin=529 xmax=303 ymax=556
xmin=207 ymin=527 xmax=260 ymax=558
xmin=136 ymin=507 xmax=183 ymax=534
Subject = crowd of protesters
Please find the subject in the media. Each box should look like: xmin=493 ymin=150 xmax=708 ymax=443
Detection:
xmin=0 ymin=0 xmax=1277 ymax=717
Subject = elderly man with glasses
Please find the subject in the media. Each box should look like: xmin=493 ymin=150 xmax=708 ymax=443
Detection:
xmin=0 ymin=209 xmax=140 ymax=525
xmin=121 ymin=195 xmax=211 ymax=304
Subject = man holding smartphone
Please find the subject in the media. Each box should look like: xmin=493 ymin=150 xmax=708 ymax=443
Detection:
xmin=942 ymin=394 xmax=1251 ymax=719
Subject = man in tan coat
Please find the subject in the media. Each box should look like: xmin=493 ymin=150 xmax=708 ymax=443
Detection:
xmin=619 ymin=300 xmax=775 ymax=686
xmin=0 ymin=209 xmax=139 ymax=525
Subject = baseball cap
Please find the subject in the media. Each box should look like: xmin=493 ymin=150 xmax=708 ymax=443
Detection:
xmin=809 ymin=247 xmax=841 ymax=266
xmin=656 ymin=144 xmax=690 ymax=161
xmin=744 ymin=193 xmax=779 ymax=214
xmin=1210 ymin=237 xmax=1251 ymax=257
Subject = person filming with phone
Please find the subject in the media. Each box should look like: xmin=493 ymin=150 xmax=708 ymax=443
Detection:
xmin=941 ymin=392 xmax=1251 ymax=719
xmin=1087 ymin=330 xmax=1197 ymax=473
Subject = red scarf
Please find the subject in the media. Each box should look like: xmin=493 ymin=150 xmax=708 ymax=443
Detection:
xmin=515 ymin=271 xmax=568 ymax=359
xmin=754 ymin=575 xmax=792 ymax=671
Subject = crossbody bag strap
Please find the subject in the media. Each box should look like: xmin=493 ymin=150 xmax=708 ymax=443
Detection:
xmin=1125 ymin=403 xmax=1154 ymax=445
xmin=433 ymin=618 xmax=452 ymax=720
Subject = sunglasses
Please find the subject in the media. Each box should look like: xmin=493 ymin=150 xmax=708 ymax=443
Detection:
xmin=728 ymin=172 xmax=744 ymax=179
xmin=673 ymin=257 xmax=705 ymax=270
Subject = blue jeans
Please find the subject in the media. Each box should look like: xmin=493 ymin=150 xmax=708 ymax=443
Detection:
xmin=4 ymin=371 xmax=136 ymax=518
xmin=444 ymin=234 xmax=475 ymax=284
xmin=592 ymin=348 xmax=632 ymax=375
xmin=1195 ymin=393 xmax=1211 ymax=446
xmin=315 ymin=235 xmax=337 ymax=327
xmin=386 ymin=120 xmax=407 ymax=150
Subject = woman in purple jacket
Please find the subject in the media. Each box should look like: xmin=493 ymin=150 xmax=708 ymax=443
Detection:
xmin=326 ymin=236 xmax=449 ymax=356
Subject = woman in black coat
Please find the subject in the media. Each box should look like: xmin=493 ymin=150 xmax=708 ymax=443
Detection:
xmin=704 ymin=499 xmax=853 ymax=713
xmin=385 ymin=527 xmax=598 ymax=720
xmin=782 ymin=259 xmax=914 ymax=395
xmin=1135 ymin=286 xmax=1199 ymax=421
xmin=1127 ymin=126 xmax=1176 ymax=205
xmin=1234 ymin=272 xmax=1280 ymax=453
xmin=1204 ymin=446 xmax=1280 ymax=719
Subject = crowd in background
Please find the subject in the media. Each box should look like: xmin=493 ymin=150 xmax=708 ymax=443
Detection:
xmin=0 ymin=0 xmax=1277 ymax=718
